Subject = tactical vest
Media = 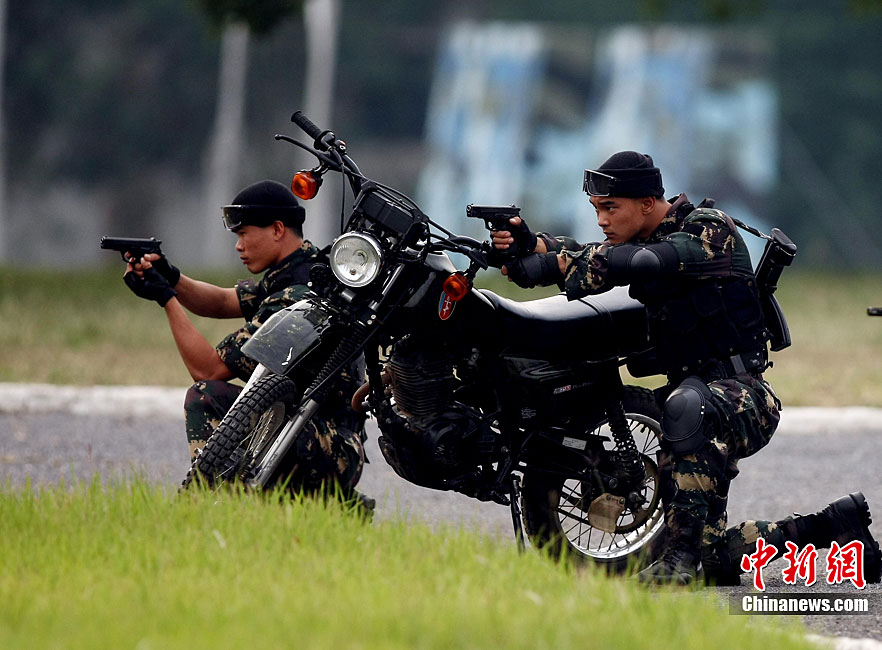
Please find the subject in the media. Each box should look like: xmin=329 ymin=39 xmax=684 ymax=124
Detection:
xmin=629 ymin=204 xmax=770 ymax=378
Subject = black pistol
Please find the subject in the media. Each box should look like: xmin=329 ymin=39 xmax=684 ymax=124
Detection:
xmin=100 ymin=236 xmax=163 ymax=265
xmin=466 ymin=204 xmax=524 ymax=259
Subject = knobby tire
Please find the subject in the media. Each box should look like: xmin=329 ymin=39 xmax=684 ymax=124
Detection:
xmin=521 ymin=385 xmax=666 ymax=573
xmin=181 ymin=374 xmax=297 ymax=490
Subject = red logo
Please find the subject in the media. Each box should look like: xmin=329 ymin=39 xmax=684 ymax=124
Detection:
xmin=438 ymin=292 xmax=455 ymax=320
xmin=741 ymin=539 xmax=867 ymax=591
xmin=827 ymin=541 xmax=867 ymax=589
xmin=741 ymin=538 xmax=778 ymax=591
xmin=782 ymin=541 xmax=818 ymax=586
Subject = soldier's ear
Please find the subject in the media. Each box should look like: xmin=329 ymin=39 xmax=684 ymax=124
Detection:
xmin=640 ymin=196 xmax=656 ymax=214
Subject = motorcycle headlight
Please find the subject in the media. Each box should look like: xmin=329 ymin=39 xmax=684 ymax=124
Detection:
xmin=329 ymin=232 xmax=384 ymax=288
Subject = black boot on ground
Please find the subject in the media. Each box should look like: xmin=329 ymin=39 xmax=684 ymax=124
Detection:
xmin=638 ymin=522 xmax=702 ymax=586
xmin=352 ymin=490 xmax=376 ymax=521
xmin=788 ymin=492 xmax=882 ymax=584
xmin=820 ymin=492 xmax=880 ymax=583
xmin=699 ymin=541 xmax=741 ymax=587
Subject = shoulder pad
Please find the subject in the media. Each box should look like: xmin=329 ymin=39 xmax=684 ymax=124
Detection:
xmin=683 ymin=207 xmax=731 ymax=227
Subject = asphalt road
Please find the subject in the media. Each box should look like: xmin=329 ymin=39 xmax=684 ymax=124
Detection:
xmin=1 ymin=385 xmax=881 ymax=645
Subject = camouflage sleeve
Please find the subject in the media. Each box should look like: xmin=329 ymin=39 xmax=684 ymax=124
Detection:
xmin=235 ymin=278 xmax=264 ymax=322
xmin=216 ymin=283 xmax=312 ymax=381
xmin=537 ymin=232 xmax=582 ymax=254
xmin=215 ymin=323 xmax=260 ymax=380
xmin=663 ymin=209 xmax=738 ymax=277
xmin=561 ymin=242 xmax=617 ymax=298
xmin=536 ymin=232 xmax=617 ymax=298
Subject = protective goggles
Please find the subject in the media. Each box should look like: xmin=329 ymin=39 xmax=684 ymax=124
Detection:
xmin=582 ymin=168 xmax=663 ymax=198
xmin=221 ymin=205 xmax=305 ymax=231
xmin=582 ymin=170 xmax=618 ymax=196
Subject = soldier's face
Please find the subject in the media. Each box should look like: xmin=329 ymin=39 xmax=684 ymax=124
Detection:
xmin=590 ymin=196 xmax=655 ymax=243
xmin=234 ymin=224 xmax=281 ymax=273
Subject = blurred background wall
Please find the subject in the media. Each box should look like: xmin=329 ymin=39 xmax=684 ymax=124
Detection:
xmin=2 ymin=0 xmax=882 ymax=269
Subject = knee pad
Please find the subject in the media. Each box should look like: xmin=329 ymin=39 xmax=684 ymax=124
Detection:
xmin=662 ymin=377 xmax=719 ymax=455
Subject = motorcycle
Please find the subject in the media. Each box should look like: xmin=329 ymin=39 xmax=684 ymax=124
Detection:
xmin=182 ymin=111 xmax=671 ymax=571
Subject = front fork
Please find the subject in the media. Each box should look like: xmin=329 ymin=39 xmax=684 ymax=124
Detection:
xmin=247 ymin=398 xmax=321 ymax=488
xmin=248 ymin=325 xmax=369 ymax=489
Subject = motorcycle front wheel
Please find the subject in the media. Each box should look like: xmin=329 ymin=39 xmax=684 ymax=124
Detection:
xmin=520 ymin=386 xmax=667 ymax=573
xmin=181 ymin=374 xmax=299 ymax=490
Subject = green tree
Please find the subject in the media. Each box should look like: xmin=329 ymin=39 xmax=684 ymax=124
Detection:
xmin=193 ymin=0 xmax=345 ymax=258
xmin=194 ymin=0 xmax=306 ymax=263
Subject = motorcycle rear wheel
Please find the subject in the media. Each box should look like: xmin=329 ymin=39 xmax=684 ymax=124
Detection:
xmin=521 ymin=386 xmax=666 ymax=573
xmin=181 ymin=374 xmax=298 ymax=490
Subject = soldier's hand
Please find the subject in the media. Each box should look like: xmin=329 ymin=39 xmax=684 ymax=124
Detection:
xmin=124 ymin=267 xmax=177 ymax=307
xmin=491 ymin=216 xmax=538 ymax=258
xmin=140 ymin=252 xmax=181 ymax=287
xmin=502 ymin=252 xmax=563 ymax=289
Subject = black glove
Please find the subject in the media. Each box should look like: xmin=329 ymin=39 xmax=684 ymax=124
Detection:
xmin=504 ymin=252 xmax=562 ymax=289
xmin=149 ymin=253 xmax=181 ymax=287
xmin=124 ymin=268 xmax=177 ymax=306
xmin=504 ymin=218 xmax=538 ymax=258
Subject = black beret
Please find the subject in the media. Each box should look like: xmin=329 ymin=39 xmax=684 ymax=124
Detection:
xmin=591 ymin=151 xmax=664 ymax=198
xmin=222 ymin=180 xmax=305 ymax=230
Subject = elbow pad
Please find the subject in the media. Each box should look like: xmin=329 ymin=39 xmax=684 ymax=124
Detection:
xmin=607 ymin=242 xmax=679 ymax=285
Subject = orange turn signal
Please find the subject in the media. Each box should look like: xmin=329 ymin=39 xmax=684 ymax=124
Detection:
xmin=291 ymin=171 xmax=320 ymax=200
xmin=442 ymin=272 xmax=471 ymax=302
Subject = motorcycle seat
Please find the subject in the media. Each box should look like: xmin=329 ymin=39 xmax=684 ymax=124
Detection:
xmin=477 ymin=286 xmax=651 ymax=362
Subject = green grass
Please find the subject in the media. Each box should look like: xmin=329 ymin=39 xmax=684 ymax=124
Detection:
xmin=0 ymin=267 xmax=241 ymax=387
xmin=0 ymin=480 xmax=814 ymax=650
xmin=3 ymin=266 xmax=882 ymax=405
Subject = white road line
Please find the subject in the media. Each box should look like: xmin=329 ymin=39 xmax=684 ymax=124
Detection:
xmin=3 ymin=383 xmax=882 ymax=432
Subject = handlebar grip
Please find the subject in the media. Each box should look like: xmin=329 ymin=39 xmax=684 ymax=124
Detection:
xmin=291 ymin=111 xmax=323 ymax=140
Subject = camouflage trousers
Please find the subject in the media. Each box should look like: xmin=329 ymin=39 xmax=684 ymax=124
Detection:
xmin=184 ymin=380 xmax=365 ymax=493
xmin=661 ymin=373 xmax=790 ymax=568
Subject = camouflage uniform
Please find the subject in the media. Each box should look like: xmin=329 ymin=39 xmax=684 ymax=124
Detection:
xmin=184 ymin=241 xmax=365 ymax=493
xmin=545 ymin=194 xmax=781 ymax=575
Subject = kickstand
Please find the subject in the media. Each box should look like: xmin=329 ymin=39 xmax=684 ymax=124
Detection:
xmin=509 ymin=474 xmax=526 ymax=553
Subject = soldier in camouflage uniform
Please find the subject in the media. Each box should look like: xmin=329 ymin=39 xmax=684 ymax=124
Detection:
xmin=492 ymin=151 xmax=881 ymax=586
xmin=122 ymin=179 xmax=366 ymax=498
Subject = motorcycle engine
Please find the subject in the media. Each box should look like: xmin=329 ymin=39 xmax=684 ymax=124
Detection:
xmin=385 ymin=341 xmax=484 ymax=474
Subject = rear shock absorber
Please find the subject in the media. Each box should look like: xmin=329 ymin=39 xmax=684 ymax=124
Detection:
xmin=606 ymin=400 xmax=646 ymax=486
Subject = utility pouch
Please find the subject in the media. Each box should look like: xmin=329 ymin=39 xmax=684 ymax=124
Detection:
xmin=753 ymin=228 xmax=797 ymax=351
xmin=694 ymin=200 xmax=797 ymax=353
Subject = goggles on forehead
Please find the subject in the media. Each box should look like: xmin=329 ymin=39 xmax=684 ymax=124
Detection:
xmin=582 ymin=168 xmax=664 ymax=198
xmin=221 ymin=206 xmax=251 ymax=231
xmin=221 ymin=205 xmax=305 ymax=231
xmin=582 ymin=170 xmax=618 ymax=197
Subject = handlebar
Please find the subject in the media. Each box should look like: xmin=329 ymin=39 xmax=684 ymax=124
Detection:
xmin=285 ymin=110 xmax=362 ymax=198
xmin=291 ymin=110 xmax=348 ymax=155
xmin=291 ymin=111 xmax=323 ymax=141
xmin=283 ymin=109 xmax=494 ymax=274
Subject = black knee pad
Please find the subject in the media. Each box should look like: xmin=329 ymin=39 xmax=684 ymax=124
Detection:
xmin=661 ymin=377 xmax=719 ymax=455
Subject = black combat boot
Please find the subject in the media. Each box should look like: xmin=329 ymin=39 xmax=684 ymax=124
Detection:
xmin=699 ymin=540 xmax=741 ymax=586
xmin=351 ymin=490 xmax=376 ymax=521
xmin=785 ymin=492 xmax=881 ymax=584
xmin=638 ymin=519 xmax=702 ymax=586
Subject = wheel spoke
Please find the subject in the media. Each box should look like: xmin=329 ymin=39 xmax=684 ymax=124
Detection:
xmin=542 ymin=407 xmax=667 ymax=562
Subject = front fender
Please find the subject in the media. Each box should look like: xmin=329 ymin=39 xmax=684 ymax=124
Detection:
xmin=242 ymin=299 xmax=334 ymax=376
